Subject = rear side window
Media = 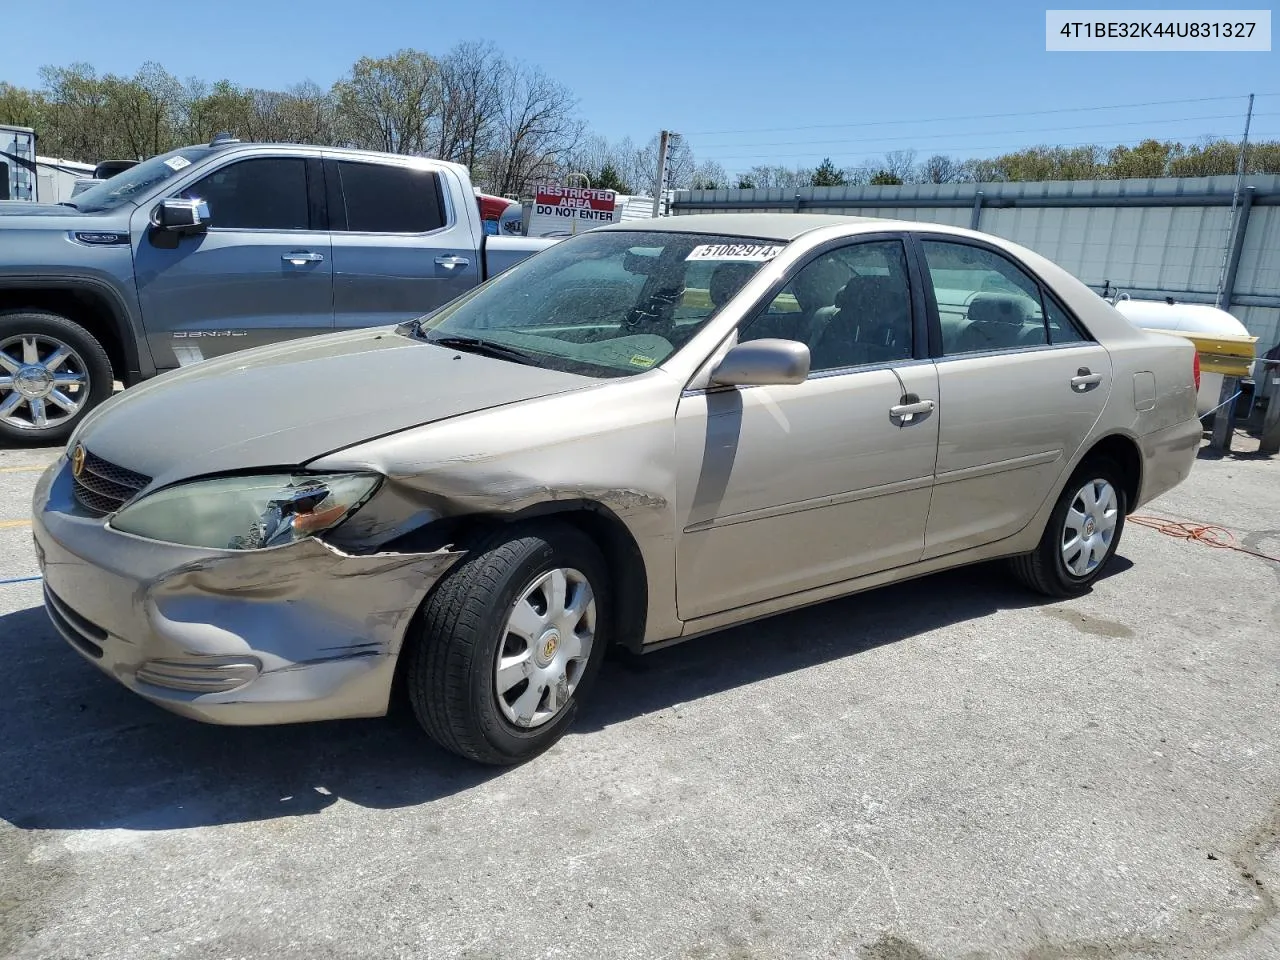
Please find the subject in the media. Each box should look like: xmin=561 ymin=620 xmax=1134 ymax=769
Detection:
xmin=337 ymin=161 xmax=446 ymax=233
xmin=180 ymin=158 xmax=311 ymax=230
xmin=922 ymin=240 xmax=1049 ymax=354
xmin=1045 ymin=296 xmax=1088 ymax=344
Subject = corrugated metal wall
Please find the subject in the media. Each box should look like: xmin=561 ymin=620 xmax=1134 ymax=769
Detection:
xmin=672 ymin=175 xmax=1280 ymax=351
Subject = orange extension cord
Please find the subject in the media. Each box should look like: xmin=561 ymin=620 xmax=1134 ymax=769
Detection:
xmin=1129 ymin=514 xmax=1280 ymax=565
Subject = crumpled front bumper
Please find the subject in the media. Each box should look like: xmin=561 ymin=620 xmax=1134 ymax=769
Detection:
xmin=31 ymin=458 xmax=463 ymax=725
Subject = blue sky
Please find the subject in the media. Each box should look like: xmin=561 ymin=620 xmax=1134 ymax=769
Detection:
xmin=13 ymin=0 xmax=1278 ymax=172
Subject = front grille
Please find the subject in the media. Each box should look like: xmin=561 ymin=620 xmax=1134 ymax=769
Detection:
xmin=73 ymin=450 xmax=151 ymax=516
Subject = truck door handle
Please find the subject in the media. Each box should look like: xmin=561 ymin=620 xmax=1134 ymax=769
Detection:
xmin=283 ymin=251 xmax=324 ymax=264
xmin=889 ymin=397 xmax=935 ymax=422
xmin=1071 ymin=368 xmax=1103 ymax=391
xmin=435 ymin=255 xmax=471 ymax=270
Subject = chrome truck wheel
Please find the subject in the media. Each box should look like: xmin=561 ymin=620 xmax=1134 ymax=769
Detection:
xmin=0 ymin=312 xmax=114 ymax=447
xmin=0 ymin=334 xmax=90 ymax=432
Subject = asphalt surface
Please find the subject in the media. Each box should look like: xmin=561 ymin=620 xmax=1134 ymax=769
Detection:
xmin=1 ymin=437 xmax=1278 ymax=960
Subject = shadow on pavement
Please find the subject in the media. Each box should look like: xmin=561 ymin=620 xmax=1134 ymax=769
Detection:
xmin=0 ymin=556 xmax=1131 ymax=833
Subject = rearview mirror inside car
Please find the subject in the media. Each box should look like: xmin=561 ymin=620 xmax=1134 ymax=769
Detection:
xmin=711 ymin=338 xmax=810 ymax=387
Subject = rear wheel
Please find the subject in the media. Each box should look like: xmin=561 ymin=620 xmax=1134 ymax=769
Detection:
xmin=405 ymin=523 xmax=610 ymax=765
xmin=0 ymin=311 xmax=114 ymax=446
xmin=1010 ymin=458 xmax=1128 ymax=598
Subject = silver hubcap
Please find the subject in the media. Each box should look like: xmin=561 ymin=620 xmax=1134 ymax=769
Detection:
xmin=0 ymin=335 xmax=90 ymax=431
xmin=1061 ymin=478 xmax=1119 ymax=577
xmin=494 ymin=567 xmax=596 ymax=729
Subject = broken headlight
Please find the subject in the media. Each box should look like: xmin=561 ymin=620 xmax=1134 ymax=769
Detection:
xmin=109 ymin=473 xmax=382 ymax=550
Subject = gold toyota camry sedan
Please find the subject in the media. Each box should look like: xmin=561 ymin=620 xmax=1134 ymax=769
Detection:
xmin=33 ymin=215 xmax=1202 ymax=764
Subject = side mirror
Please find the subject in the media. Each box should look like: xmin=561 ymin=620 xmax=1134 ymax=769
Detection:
xmin=711 ymin=338 xmax=810 ymax=387
xmin=148 ymin=198 xmax=210 ymax=249
xmin=152 ymin=198 xmax=210 ymax=232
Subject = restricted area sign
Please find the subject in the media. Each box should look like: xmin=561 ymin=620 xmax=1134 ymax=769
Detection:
xmin=527 ymin=185 xmax=621 ymax=236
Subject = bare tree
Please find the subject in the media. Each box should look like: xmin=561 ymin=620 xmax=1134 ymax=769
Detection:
xmin=437 ymin=41 xmax=504 ymax=171
xmin=922 ymin=153 xmax=962 ymax=183
xmin=882 ymin=149 xmax=918 ymax=183
xmin=743 ymin=164 xmax=812 ymax=188
xmin=690 ymin=159 xmax=728 ymax=190
xmin=483 ymin=61 xmax=582 ymax=195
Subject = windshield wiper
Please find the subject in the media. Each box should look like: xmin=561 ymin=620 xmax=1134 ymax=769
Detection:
xmin=426 ymin=334 xmax=542 ymax=366
xmin=57 ymin=201 xmax=78 ymax=209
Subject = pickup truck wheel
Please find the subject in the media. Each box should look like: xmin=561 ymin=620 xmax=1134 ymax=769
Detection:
xmin=0 ymin=312 xmax=113 ymax=446
xmin=1009 ymin=457 xmax=1128 ymax=598
xmin=406 ymin=523 xmax=611 ymax=765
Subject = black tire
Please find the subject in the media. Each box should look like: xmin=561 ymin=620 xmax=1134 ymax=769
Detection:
xmin=0 ymin=311 xmax=114 ymax=447
xmin=1009 ymin=457 xmax=1128 ymax=598
xmin=405 ymin=522 xmax=611 ymax=765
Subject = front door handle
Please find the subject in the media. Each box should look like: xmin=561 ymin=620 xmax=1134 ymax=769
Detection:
xmin=435 ymin=255 xmax=471 ymax=269
xmin=283 ymin=251 xmax=324 ymax=264
xmin=1071 ymin=367 xmax=1103 ymax=391
xmin=889 ymin=398 xmax=935 ymax=422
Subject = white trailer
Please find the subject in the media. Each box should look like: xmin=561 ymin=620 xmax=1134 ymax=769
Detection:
xmin=35 ymin=156 xmax=96 ymax=204
xmin=0 ymin=124 xmax=37 ymax=201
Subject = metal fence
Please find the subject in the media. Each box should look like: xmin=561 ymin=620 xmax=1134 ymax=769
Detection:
xmin=671 ymin=174 xmax=1280 ymax=352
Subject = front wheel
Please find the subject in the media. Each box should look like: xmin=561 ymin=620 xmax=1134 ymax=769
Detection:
xmin=0 ymin=311 xmax=114 ymax=446
xmin=405 ymin=523 xmax=611 ymax=765
xmin=1009 ymin=458 xmax=1128 ymax=598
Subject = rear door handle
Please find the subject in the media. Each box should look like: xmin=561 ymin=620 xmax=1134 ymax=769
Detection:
xmin=435 ymin=255 xmax=471 ymax=269
xmin=889 ymin=398 xmax=935 ymax=422
xmin=283 ymin=251 xmax=324 ymax=264
xmin=1071 ymin=367 xmax=1103 ymax=391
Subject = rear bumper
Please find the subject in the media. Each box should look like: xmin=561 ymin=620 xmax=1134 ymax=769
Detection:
xmin=33 ymin=459 xmax=463 ymax=725
xmin=1136 ymin=417 xmax=1202 ymax=510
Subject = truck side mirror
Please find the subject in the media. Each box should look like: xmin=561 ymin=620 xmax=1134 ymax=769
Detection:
xmin=149 ymin=198 xmax=211 ymax=248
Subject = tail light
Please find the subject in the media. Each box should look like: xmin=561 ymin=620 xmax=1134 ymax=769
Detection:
xmin=1193 ymin=351 xmax=1201 ymax=391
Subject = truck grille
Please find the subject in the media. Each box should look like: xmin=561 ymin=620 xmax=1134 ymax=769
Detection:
xmin=72 ymin=449 xmax=151 ymax=516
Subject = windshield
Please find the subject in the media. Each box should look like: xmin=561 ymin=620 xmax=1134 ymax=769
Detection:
xmin=69 ymin=147 xmax=217 ymax=213
xmin=417 ymin=230 xmax=786 ymax=378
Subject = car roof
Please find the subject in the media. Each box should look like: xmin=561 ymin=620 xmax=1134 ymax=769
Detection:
xmin=597 ymin=213 xmax=885 ymax=241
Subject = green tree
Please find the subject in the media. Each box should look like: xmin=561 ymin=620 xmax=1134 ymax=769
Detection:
xmin=869 ymin=170 xmax=902 ymax=185
xmin=593 ymin=161 xmax=629 ymax=192
xmin=810 ymin=156 xmax=847 ymax=186
xmin=1249 ymin=142 xmax=1280 ymax=174
xmin=333 ymin=49 xmax=441 ymax=154
xmin=0 ymin=82 xmax=45 ymax=129
xmin=735 ymin=174 xmax=756 ymax=189
xmin=1107 ymin=139 xmax=1178 ymax=179
xmin=1168 ymin=139 xmax=1241 ymax=177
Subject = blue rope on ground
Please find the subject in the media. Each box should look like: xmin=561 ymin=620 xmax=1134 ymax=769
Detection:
xmin=0 ymin=575 xmax=42 ymax=586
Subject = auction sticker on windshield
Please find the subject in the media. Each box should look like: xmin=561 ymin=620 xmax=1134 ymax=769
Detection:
xmin=686 ymin=243 xmax=785 ymax=262
xmin=163 ymin=156 xmax=192 ymax=171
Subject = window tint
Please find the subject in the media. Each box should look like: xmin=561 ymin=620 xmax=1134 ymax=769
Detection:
xmin=180 ymin=157 xmax=309 ymax=230
xmin=921 ymin=240 xmax=1052 ymax=354
xmin=338 ymin=161 xmax=445 ymax=233
xmin=1046 ymin=295 xmax=1088 ymax=344
xmin=741 ymin=240 xmax=914 ymax=373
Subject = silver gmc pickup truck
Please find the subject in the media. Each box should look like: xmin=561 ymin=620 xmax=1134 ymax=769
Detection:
xmin=0 ymin=135 xmax=557 ymax=444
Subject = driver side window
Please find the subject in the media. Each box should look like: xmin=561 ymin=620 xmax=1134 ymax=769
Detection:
xmin=740 ymin=240 xmax=914 ymax=374
xmin=179 ymin=157 xmax=311 ymax=231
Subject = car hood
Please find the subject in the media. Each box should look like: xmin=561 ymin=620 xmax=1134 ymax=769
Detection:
xmin=0 ymin=201 xmax=85 ymax=218
xmin=75 ymin=327 xmax=596 ymax=486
